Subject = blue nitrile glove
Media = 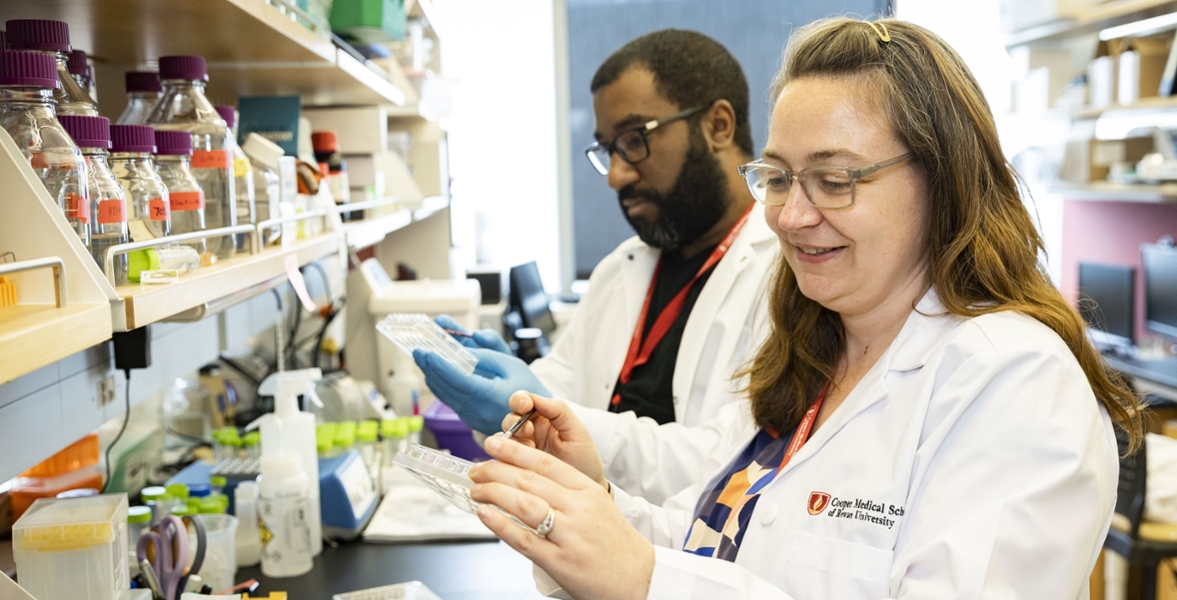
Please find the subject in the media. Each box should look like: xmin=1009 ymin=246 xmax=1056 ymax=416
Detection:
xmin=413 ymin=347 xmax=551 ymax=435
xmin=434 ymin=314 xmax=512 ymax=355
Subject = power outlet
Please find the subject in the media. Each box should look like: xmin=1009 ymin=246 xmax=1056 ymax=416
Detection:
xmin=97 ymin=375 xmax=116 ymax=408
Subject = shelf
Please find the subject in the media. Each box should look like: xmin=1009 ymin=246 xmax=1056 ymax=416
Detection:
xmin=1071 ymin=96 xmax=1177 ymax=118
xmin=342 ymin=208 xmax=413 ymax=250
xmin=412 ymin=196 xmax=449 ymax=221
xmin=1005 ymin=0 xmax=1177 ymax=47
xmin=0 ymin=0 xmax=410 ymax=107
xmin=0 ymin=304 xmax=111 ymax=384
xmin=114 ymin=233 xmax=339 ymax=330
xmin=1051 ymin=181 xmax=1177 ymax=202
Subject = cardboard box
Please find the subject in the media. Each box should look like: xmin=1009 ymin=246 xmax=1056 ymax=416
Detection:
xmin=1060 ymin=118 xmax=1153 ymax=183
xmin=302 ymin=106 xmax=388 ymax=155
xmin=1001 ymin=0 xmax=1102 ymax=33
xmin=1117 ymin=35 xmax=1171 ymax=105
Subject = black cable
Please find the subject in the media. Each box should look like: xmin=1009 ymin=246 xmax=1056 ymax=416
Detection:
xmin=217 ymin=353 xmax=264 ymax=387
xmin=102 ymin=369 xmax=132 ymax=493
xmin=303 ymin=261 xmax=331 ymax=300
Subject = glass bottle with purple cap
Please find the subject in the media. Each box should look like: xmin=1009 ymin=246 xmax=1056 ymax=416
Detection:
xmin=4 ymin=19 xmax=97 ymax=116
xmin=0 ymin=49 xmax=90 ymax=248
xmin=59 ymin=115 xmax=129 ymax=285
xmin=215 ymin=104 xmax=256 ymax=251
xmin=111 ymin=124 xmax=171 ymax=239
xmin=117 ymin=71 xmax=162 ymax=126
xmin=147 ymin=56 xmax=236 ymax=259
xmin=154 ymin=129 xmax=208 ymax=256
xmin=66 ymin=49 xmax=96 ymax=103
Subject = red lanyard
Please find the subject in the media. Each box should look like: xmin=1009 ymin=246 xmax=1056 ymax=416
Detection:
xmin=776 ymin=381 xmax=829 ymax=474
xmin=611 ymin=203 xmax=755 ymax=407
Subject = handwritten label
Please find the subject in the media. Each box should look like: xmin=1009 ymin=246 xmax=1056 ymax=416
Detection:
xmin=66 ymin=193 xmax=89 ymax=223
xmin=192 ymin=149 xmax=230 ymax=170
xmin=30 ymin=151 xmax=48 ymax=169
xmin=97 ymin=199 xmax=126 ymax=224
xmin=149 ymin=197 xmax=169 ymax=221
xmin=170 ymin=190 xmax=205 ymax=212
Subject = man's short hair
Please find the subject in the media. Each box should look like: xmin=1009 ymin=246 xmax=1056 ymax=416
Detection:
xmin=591 ymin=29 xmax=753 ymax=156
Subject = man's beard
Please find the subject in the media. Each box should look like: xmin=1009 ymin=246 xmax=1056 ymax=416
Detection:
xmin=618 ymin=136 xmax=730 ymax=252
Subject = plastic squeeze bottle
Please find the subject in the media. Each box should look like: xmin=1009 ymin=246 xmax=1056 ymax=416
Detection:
xmin=250 ymin=368 xmax=323 ymax=556
xmin=258 ymin=452 xmax=313 ymax=578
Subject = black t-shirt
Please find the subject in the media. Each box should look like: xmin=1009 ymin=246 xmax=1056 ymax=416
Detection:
xmin=609 ymin=245 xmax=719 ymax=424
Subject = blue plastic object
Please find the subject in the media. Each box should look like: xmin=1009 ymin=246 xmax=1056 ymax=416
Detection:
xmin=413 ymin=347 xmax=551 ymax=435
xmin=319 ymin=449 xmax=378 ymax=541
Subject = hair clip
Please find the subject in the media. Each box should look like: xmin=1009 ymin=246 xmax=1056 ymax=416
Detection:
xmin=866 ymin=21 xmax=891 ymax=43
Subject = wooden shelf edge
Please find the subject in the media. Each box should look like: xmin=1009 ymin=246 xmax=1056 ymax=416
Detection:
xmin=229 ymin=0 xmax=337 ymax=63
xmin=343 ymin=209 xmax=413 ymax=250
xmin=0 ymin=303 xmax=112 ymax=384
xmin=1005 ymin=0 xmax=1177 ymax=47
xmin=1051 ymin=182 xmax=1177 ymax=202
xmin=116 ymin=234 xmax=340 ymax=330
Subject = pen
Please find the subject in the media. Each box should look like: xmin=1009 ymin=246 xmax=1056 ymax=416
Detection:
xmin=502 ymin=409 xmax=537 ymax=440
xmin=139 ymin=558 xmax=164 ymax=600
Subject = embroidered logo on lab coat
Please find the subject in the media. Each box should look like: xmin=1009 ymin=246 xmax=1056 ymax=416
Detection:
xmin=808 ymin=491 xmax=831 ymax=515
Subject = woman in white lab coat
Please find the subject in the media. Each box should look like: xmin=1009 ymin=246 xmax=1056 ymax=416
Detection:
xmin=463 ymin=17 xmax=1144 ymax=599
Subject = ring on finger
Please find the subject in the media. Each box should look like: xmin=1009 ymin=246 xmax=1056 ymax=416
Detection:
xmin=535 ymin=507 xmax=555 ymax=538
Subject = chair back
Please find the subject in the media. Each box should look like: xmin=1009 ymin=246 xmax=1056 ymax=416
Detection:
xmin=1115 ymin=430 xmax=1146 ymax=537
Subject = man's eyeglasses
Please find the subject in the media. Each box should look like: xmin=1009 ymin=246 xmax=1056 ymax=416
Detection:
xmin=584 ymin=105 xmax=709 ymax=175
xmin=737 ymin=153 xmax=914 ymax=210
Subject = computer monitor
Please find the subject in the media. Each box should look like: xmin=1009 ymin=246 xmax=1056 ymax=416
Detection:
xmin=1143 ymin=243 xmax=1177 ymax=340
xmin=509 ymin=261 xmax=555 ymax=335
xmin=1077 ymin=262 xmax=1135 ymax=349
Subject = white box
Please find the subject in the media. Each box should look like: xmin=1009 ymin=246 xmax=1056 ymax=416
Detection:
xmin=13 ymin=494 xmax=129 ymax=600
xmin=303 ymin=106 xmax=389 ymax=155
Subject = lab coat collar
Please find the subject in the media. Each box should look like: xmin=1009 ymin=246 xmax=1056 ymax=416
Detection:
xmin=771 ymin=287 xmax=964 ymax=480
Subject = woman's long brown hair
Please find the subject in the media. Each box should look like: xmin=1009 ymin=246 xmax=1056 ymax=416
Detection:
xmin=744 ymin=17 xmax=1143 ymax=451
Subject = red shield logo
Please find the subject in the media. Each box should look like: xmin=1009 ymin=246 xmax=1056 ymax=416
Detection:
xmin=808 ymin=492 xmax=831 ymax=515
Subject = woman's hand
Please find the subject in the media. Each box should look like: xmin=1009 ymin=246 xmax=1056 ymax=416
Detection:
xmin=500 ymin=391 xmax=606 ymax=489
xmin=469 ymin=436 xmax=654 ymax=600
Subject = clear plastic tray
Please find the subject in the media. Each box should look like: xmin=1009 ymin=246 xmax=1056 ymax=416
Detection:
xmin=392 ymin=444 xmax=532 ymax=532
xmin=376 ymin=314 xmax=479 ymax=375
xmin=333 ymin=580 xmax=442 ymax=600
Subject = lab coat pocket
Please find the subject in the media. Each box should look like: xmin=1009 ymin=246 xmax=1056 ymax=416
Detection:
xmin=782 ymin=530 xmax=893 ymax=596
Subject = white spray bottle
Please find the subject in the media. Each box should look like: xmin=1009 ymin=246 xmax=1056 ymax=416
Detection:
xmin=249 ymin=367 xmax=323 ymax=556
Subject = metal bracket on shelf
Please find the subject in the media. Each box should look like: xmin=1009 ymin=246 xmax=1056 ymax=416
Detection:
xmin=257 ymin=208 xmax=331 ymax=239
xmin=332 ymin=196 xmax=400 ymax=217
xmin=0 ymin=256 xmax=67 ymax=308
xmin=103 ymin=225 xmax=260 ymax=287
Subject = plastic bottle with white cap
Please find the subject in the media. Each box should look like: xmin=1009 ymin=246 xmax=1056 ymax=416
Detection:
xmin=258 ymin=452 xmax=312 ymax=578
xmin=234 ymin=480 xmax=261 ymax=567
xmin=249 ymin=368 xmax=323 ymax=556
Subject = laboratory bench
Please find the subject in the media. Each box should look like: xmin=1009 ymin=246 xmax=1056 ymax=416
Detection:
xmin=237 ymin=539 xmax=546 ymax=599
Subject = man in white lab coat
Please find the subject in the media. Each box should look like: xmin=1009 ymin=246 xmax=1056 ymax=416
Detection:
xmin=414 ymin=30 xmax=778 ymax=504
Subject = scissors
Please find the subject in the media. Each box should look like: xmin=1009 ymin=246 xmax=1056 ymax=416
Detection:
xmin=136 ymin=515 xmax=190 ymax=600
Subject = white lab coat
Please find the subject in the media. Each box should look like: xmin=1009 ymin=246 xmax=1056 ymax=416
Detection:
xmin=611 ymin=290 xmax=1118 ymax=599
xmin=531 ymin=203 xmax=779 ymax=504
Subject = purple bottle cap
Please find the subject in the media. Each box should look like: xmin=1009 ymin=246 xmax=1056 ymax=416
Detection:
xmin=125 ymin=71 xmax=161 ymax=93
xmin=155 ymin=129 xmax=192 ymax=156
xmin=0 ymin=30 xmax=7 ymax=51
xmin=0 ymin=50 xmax=58 ymax=89
xmin=214 ymin=105 xmax=237 ymax=128
xmin=111 ymin=124 xmax=156 ymax=153
xmin=158 ymin=55 xmax=208 ymax=82
xmin=6 ymin=20 xmax=71 ymax=54
xmin=59 ymin=115 xmax=111 ymax=149
xmin=67 ymin=49 xmax=86 ymax=76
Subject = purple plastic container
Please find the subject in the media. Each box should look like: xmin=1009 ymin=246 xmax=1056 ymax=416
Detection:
xmin=155 ymin=129 xmax=192 ymax=156
xmin=125 ymin=71 xmax=161 ymax=93
xmin=111 ymin=124 xmax=156 ymax=153
xmin=424 ymin=400 xmax=490 ymax=461
xmin=58 ymin=115 xmax=110 ymax=148
xmin=0 ymin=50 xmax=58 ymax=89
xmin=158 ymin=55 xmax=208 ymax=82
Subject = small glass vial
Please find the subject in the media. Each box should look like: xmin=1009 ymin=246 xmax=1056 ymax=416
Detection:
xmin=127 ymin=505 xmax=152 ymax=546
xmin=126 ymin=245 xmax=201 ymax=283
xmin=111 ymin=124 xmax=171 ymax=239
xmin=242 ymin=430 xmax=261 ymax=458
xmin=6 ymin=19 xmax=98 ymax=116
xmin=116 ymin=71 xmax=162 ymax=126
xmin=154 ymin=129 xmax=209 ymax=255
xmin=357 ymin=421 xmax=379 ymax=475
xmin=0 ymin=50 xmax=90 ymax=248
xmin=59 ymin=115 xmax=129 ymax=285
xmin=210 ymin=475 xmax=227 ymax=496
xmin=406 ymin=416 xmax=424 ymax=448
